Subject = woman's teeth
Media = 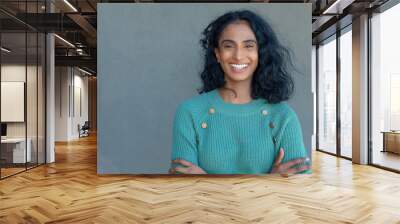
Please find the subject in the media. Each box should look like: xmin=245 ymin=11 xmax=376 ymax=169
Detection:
xmin=230 ymin=64 xmax=248 ymax=70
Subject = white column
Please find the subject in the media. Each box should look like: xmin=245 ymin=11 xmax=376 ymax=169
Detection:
xmin=46 ymin=1 xmax=55 ymax=163
xmin=312 ymin=45 xmax=317 ymax=151
xmin=352 ymin=14 xmax=369 ymax=164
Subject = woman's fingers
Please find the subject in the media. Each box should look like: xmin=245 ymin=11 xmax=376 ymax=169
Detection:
xmin=172 ymin=158 xmax=194 ymax=167
xmin=270 ymin=148 xmax=285 ymax=173
xmin=169 ymin=167 xmax=188 ymax=174
xmin=270 ymin=147 xmax=310 ymax=176
xmin=170 ymin=159 xmax=206 ymax=174
xmin=170 ymin=165 xmax=206 ymax=174
xmin=278 ymin=157 xmax=307 ymax=171
xmin=273 ymin=148 xmax=285 ymax=167
xmin=285 ymin=165 xmax=310 ymax=175
xmin=174 ymin=166 xmax=189 ymax=174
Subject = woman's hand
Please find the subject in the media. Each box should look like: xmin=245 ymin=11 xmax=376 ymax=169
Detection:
xmin=169 ymin=159 xmax=207 ymax=174
xmin=270 ymin=148 xmax=310 ymax=177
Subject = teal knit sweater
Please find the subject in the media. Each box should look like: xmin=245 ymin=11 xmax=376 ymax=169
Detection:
xmin=171 ymin=89 xmax=309 ymax=174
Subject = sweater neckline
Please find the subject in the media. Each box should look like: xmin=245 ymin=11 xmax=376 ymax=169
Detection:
xmin=209 ymin=89 xmax=267 ymax=115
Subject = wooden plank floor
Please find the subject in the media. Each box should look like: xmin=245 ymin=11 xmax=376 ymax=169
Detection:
xmin=1 ymin=167 xmax=26 ymax=178
xmin=1 ymin=134 xmax=400 ymax=224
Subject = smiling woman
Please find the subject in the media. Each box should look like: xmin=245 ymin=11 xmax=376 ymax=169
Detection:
xmin=169 ymin=10 xmax=310 ymax=175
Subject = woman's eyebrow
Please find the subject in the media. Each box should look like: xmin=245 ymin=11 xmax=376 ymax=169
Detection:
xmin=243 ymin=39 xmax=257 ymax=44
xmin=220 ymin=39 xmax=235 ymax=44
xmin=220 ymin=39 xmax=257 ymax=45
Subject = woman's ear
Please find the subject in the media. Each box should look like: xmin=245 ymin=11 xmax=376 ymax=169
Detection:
xmin=214 ymin=48 xmax=220 ymax=63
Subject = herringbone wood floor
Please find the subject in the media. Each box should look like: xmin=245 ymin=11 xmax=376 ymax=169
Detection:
xmin=1 ymin=134 xmax=400 ymax=224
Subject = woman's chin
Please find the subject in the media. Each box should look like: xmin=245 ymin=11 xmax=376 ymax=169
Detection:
xmin=226 ymin=73 xmax=252 ymax=83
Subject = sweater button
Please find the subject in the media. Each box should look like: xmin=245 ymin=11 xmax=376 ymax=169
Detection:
xmin=269 ymin=122 xmax=275 ymax=129
xmin=201 ymin=122 xmax=208 ymax=129
xmin=209 ymin=108 xmax=215 ymax=114
xmin=261 ymin=109 xmax=268 ymax=116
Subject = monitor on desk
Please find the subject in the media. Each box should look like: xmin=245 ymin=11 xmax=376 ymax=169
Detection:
xmin=1 ymin=123 xmax=7 ymax=138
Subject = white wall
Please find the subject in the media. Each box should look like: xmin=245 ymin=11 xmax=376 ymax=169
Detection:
xmin=1 ymin=66 xmax=26 ymax=135
xmin=72 ymin=73 xmax=89 ymax=137
xmin=55 ymin=67 xmax=69 ymax=141
xmin=55 ymin=67 xmax=89 ymax=141
xmin=1 ymin=65 xmax=41 ymax=138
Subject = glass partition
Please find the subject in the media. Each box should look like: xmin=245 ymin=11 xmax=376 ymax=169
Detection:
xmin=0 ymin=1 xmax=46 ymax=179
xmin=1 ymin=31 xmax=28 ymax=177
xmin=27 ymin=31 xmax=38 ymax=169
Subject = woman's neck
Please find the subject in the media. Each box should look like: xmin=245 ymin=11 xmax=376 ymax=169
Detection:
xmin=219 ymin=82 xmax=252 ymax=104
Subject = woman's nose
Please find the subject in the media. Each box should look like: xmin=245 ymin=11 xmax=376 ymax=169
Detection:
xmin=233 ymin=48 xmax=244 ymax=60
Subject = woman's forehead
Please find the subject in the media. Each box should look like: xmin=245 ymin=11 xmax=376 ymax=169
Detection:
xmin=219 ymin=20 xmax=256 ymax=41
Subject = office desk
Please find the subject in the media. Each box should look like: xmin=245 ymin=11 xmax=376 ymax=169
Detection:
xmin=1 ymin=138 xmax=32 ymax=163
xmin=381 ymin=131 xmax=400 ymax=154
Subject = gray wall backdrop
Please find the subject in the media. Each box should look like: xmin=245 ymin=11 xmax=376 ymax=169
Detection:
xmin=98 ymin=3 xmax=312 ymax=174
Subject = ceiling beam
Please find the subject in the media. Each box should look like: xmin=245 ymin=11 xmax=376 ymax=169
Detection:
xmin=55 ymin=55 xmax=96 ymax=70
xmin=67 ymin=13 xmax=97 ymax=46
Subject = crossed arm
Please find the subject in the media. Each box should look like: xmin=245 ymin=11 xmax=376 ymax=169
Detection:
xmin=169 ymin=147 xmax=310 ymax=176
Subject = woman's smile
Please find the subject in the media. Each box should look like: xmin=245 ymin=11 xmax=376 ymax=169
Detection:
xmin=230 ymin=63 xmax=249 ymax=72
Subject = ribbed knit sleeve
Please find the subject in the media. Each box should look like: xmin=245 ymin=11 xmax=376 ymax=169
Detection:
xmin=171 ymin=103 xmax=199 ymax=166
xmin=279 ymin=111 xmax=311 ymax=173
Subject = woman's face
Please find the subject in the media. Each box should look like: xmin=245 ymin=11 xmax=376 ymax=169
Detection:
xmin=214 ymin=20 xmax=259 ymax=85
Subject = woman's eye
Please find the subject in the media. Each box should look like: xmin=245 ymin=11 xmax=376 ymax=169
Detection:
xmin=224 ymin=45 xmax=233 ymax=48
xmin=245 ymin=45 xmax=255 ymax=48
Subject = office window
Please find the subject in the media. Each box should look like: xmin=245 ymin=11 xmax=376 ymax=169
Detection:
xmin=371 ymin=3 xmax=400 ymax=171
xmin=340 ymin=28 xmax=352 ymax=158
xmin=318 ymin=35 xmax=337 ymax=154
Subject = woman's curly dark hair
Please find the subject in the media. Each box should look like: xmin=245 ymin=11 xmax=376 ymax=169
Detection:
xmin=199 ymin=10 xmax=295 ymax=104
